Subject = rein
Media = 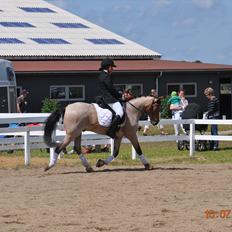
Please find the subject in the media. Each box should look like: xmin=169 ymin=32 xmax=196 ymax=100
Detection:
xmin=128 ymin=101 xmax=144 ymax=114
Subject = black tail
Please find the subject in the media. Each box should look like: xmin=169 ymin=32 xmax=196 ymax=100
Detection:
xmin=44 ymin=108 xmax=65 ymax=147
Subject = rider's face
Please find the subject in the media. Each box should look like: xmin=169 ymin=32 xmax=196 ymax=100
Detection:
xmin=108 ymin=66 xmax=113 ymax=74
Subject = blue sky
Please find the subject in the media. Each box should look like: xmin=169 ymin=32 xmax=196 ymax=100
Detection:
xmin=47 ymin=0 xmax=232 ymax=65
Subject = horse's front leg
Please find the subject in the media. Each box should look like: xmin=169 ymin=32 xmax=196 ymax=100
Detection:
xmin=74 ymin=134 xmax=94 ymax=172
xmin=96 ymin=137 xmax=122 ymax=168
xmin=127 ymin=133 xmax=152 ymax=170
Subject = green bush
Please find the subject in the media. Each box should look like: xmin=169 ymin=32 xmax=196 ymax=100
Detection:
xmin=41 ymin=98 xmax=61 ymax=113
xmin=160 ymin=96 xmax=171 ymax=119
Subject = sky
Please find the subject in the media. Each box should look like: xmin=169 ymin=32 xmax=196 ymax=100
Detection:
xmin=46 ymin=0 xmax=232 ymax=65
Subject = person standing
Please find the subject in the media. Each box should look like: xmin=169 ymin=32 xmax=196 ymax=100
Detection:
xmin=98 ymin=58 xmax=123 ymax=139
xmin=204 ymin=87 xmax=220 ymax=151
xmin=179 ymin=88 xmax=188 ymax=110
xmin=17 ymin=89 xmax=29 ymax=113
xmin=168 ymin=91 xmax=183 ymax=136
xmin=178 ymin=88 xmax=188 ymax=133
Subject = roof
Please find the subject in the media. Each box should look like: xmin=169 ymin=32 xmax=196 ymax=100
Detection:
xmin=12 ymin=59 xmax=232 ymax=73
xmin=0 ymin=0 xmax=160 ymax=59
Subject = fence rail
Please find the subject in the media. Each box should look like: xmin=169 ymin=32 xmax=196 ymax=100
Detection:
xmin=1 ymin=113 xmax=232 ymax=166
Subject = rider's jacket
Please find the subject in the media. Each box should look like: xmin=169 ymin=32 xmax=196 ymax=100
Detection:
xmin=97 ymin=70 xmax=121 ymax=104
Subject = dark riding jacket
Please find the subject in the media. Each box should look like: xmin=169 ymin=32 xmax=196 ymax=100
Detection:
xmin=97 ymin=70 xmax=121 ymax=104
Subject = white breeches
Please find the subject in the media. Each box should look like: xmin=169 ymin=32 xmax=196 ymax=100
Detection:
xmin=108 ymin=102 xmax=123 ymax=118
xmin=172 ymin=110 xmax=183 ymax=136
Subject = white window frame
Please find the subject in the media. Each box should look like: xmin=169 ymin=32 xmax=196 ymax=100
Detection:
xmin=50 ymin=85 xmax=85 ymax=101
xmin=114 ymin=83 xmax=143 ymax=96
xmin=167 ymin=82 xmax=197 ymax=97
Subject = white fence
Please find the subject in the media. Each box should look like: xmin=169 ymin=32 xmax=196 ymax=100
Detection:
xmin=1 ymin=113 xmax=232 ymax=166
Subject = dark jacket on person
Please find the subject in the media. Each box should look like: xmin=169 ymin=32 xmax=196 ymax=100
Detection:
xmin=97 ymin=70 xmax=120 ymax=104
xmin=207 ymin=97 xmax=220 ymax=119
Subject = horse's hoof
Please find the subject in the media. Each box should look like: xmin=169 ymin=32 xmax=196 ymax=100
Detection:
xmin=44 ymin=166 xmax=51 ymax=172
xmin=44 ymin=164 xmax=54 ymax=172
xmin=144 ymin=163 xmax=153 ymax=170
xmin=96 ymin=159 xmax=105 ymax=168
xmin=86 ymin=166 xmax=94 ymax=172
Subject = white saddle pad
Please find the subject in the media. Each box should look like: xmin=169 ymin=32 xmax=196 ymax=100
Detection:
xmin=93 ymin=103 xmax=112 ymax=127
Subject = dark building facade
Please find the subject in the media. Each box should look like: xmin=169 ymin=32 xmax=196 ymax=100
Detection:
xmin=13 ymin=60 xmax=232 ymax=118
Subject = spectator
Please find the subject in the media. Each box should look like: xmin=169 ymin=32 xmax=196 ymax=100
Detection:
xmin=143 ymin=89 xmax=168 ymax=136
xmin=178 ymin=88 xmax=189 ymax=133
xmin=168 ymin=91 xmax=183 ymax=136
xmin=204 ymin=87 xmax=220 ymax=151
xmin=179 ymin=88 xmax=188 ymax=110
xmin=17 ymin=89 xmax=29 ymax=113
xmin=122 ymin=88 xmax=134 ymax=101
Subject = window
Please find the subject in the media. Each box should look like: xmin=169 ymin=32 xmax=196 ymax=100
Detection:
xmin=114 ymin=84 xmax=143 ymax=98
xmin=86 ymin=38 xmax=124 ymax=45
xmin=19 ymin=7 xmax=56 ymax=13
xmin=52 ymin=23 xmax=89 ymax=28
xmin=50 ymin=85 xmax=85 ymax=101
xmin=167 ymin=83 xmax=197 ymax=97
xmin=0 ymin=22 xmax=35 ymax=27
xmin=0 ymin=38 xmax=24 ymax=44
xmin=31 ymin=38 xmax=70 ymax=44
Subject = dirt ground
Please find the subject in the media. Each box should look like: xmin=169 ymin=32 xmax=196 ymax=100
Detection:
xmin=0 ymin=164 xmax=232 ymax=232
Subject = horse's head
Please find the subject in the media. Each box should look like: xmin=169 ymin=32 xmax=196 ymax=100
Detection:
xmin=145 ymin=96 xmax=162 ymax=126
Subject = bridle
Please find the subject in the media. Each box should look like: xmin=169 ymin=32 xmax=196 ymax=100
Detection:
xmin=127 ymin=97 xmax=160 ymax=116
xmin=127 ymin=101 xmax=144 ymax=114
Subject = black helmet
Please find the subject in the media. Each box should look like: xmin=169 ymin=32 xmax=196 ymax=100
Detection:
xmin=99 ymin=58 xmax=116 ymax=70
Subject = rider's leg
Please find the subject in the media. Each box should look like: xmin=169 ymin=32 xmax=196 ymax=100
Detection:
xmin=106 ymin=102 xmax=123 ymax=138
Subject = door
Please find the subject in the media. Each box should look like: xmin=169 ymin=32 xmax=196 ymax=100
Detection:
xmin=0 ymin=87 xmax=8 ymax=113
xmin=220 ymin=79 xmax=231 ymax=119
xmin=8 ymin=86 xmax=17 ymax=113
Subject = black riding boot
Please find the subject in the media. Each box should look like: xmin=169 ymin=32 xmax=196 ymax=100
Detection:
xmin=106 ymin=115 xmax=121 ymax=139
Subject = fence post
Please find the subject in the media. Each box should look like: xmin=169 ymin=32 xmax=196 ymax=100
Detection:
xmin=189 ymin=122 xmax=195 ymax=157
xmin=24 ymin=130 xmax=30 ymax=165
xmin=110 ymin=138 xmax=114 ymax=156
xmin=132 ymin=146 xmax=136 ymax=160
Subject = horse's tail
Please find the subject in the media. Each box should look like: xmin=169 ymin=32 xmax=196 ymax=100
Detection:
xmin=44 ymin=108 xmax=65 ymax=147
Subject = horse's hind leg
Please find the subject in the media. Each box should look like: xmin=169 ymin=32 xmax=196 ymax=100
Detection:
xmin=127 ymin=134 xmax=152 ymax=170
xmin=44 ymin=134 xmax=73 ymax=172
xmin=73 ymin=135 xmax=93 ymax=172
xmin=96 ymin=137 xmax=122 ymax=168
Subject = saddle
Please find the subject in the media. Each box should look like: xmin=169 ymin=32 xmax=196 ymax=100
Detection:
xmin=94 ymin=96 xmax=126 ymax=127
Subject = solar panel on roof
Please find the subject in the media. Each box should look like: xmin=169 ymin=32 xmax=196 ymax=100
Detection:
xmin=86 ymin=39 xmax=124 ymax=45
xmin=52 ymin=23 xmax=89 ymax=28
xmin=0 ymin=38 xmax=24 ymax=44
xmin=19 ymin=7 xmax=56 ymax=13
xmin=31 ymin=38 xmax=70 ymax=44
xmin=0 ymin=22 xmax=35 ymax=27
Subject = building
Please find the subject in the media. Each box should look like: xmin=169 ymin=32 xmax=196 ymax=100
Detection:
xmin=0 ymin=0 xmax=232 ymax=117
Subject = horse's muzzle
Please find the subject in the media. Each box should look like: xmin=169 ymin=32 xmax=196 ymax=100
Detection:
xmin=151 ymin=120 xmax=159 ymax=126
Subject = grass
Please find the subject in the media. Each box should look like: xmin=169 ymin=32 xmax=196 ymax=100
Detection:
xmin=0 ymin=124 xmax=232 ymax=169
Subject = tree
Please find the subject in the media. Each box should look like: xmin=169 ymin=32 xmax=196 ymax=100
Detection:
xmin=41 ymin=98 xmax=60 ymax=113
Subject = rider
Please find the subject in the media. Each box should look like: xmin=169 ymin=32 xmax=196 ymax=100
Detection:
xmin=98 ymin=58 xmax=123 ymax=139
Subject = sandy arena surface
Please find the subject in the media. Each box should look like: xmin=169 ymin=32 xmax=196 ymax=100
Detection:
xmin=0 ymin=164 xmax=232 ymax=232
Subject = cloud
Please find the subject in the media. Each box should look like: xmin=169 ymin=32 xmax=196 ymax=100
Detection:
xmin=192 ymin=0 xmax=215 ymax=9
xmin=172 ymin=17 xmax=196 ymax=27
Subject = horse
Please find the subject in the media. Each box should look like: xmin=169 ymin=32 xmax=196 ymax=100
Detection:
xmin=43 ymin=96 xmax=161 ymax=172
